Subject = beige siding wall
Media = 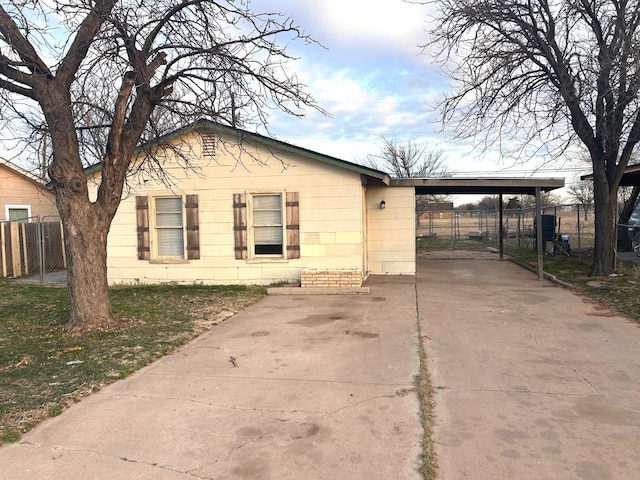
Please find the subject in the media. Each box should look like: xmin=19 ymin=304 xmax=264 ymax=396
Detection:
xmin=0 ymin=165 xmax=57 ymax=221
xmin=366 ymin=186 xmax=416 ymax=275
xmin=102 ymin=131 xmax=368 ymax=285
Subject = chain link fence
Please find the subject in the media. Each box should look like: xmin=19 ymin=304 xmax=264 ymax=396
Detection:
xmin=418 ymin=203 xmax=596 ymax=258
xmin=0 ymin=215 xmax=67 ymax=284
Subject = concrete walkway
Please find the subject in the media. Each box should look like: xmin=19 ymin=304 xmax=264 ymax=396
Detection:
xmin=0 ymin=277 xmax=422 ymax=479
xmin=419 ymin=250 xmax=640 ymax=479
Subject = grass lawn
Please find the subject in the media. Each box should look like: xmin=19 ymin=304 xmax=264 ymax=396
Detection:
xmin=0 ymin=282 xmax=265 ymax=445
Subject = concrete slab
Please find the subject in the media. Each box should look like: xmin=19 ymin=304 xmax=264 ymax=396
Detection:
xmin=0 ymin=278 xmax=422 ymax=479
xmin=419 ymin=251 xmax=640 ymax=480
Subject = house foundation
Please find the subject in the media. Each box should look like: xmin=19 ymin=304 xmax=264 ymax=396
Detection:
xmin=301 ymin=268 xmax=363 ymax=288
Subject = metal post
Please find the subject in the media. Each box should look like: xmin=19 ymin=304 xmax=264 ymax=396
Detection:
xmin=535 ymin=188 xmax=544 ymax=280
xmin=577 ymin=204 xmax=581 ymax=261
xmin=615 ymin=195 xmax=619 ymax=269
xmin=37 ymin=216 xmax=45 ymax=285
xmin=517 ymin=209 xmax=522 ymax=248
xmin=499 ymin=194 xmax=504 ymax=260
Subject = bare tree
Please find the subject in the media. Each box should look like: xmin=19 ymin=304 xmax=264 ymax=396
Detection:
xmin=567 ymin=181 xmax=594 ymax=220
xmin=368 ymin=136 xmax=451 ymax=178
xmin=520 ymin=192 xmax=562 ymax=209
xmin=367 ymin=136 xmax=453 ymax=226
xmin=0 ymin=1 xmax=322 ymax=331
xmin=429 ymin=0 xmax=640 ymax=276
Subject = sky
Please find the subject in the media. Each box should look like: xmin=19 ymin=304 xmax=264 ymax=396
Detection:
xmin=248 ymin=0 xmax=586 ymax=201
xmin=2 ymin=0 xmax=585 ymax=204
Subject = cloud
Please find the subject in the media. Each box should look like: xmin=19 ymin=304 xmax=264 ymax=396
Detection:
xmin=249 ymin=1 xmax=447 ymax=160
xmin=248 ymin=0 xmax=581 ymax=194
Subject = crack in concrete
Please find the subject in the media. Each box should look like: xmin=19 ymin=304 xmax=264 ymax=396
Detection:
xmin=134 ymin=371 xmax=410 ymax=387
xmin=18 ymin=441 xmax=215 ymax=479
xmin=573 ymin=369 xmax=600 ymax=393
xmin=326 ymin=391 xmax=406 ymax=415
xmin=120 ymin=391 xmax=314 ymax=413
xmin=186 ymin=389 xmax=415 ymax=475
xmin=187 ymin=435 xmax=266 ymax=476
xmin=433 ymin=385 xmax=604 ymax=397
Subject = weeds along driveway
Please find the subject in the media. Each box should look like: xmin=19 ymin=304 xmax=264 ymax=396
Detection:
xmin=418 ymin=250 xmax=640 ymax=480
xmin=0 ymin=279 xmax=423 ymax=480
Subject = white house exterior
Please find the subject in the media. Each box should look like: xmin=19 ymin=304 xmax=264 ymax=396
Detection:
xmin=90 ymin=121 xmax=416 ymax=287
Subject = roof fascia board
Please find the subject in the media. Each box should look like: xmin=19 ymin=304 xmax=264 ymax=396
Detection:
xmin=0 ymin=157 xmax=50 ymax=189
xmin=389 ymin=177 xmax=565 ymax=193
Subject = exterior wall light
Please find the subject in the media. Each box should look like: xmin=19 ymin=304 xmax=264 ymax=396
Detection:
xmin=379 ymin=200 xmax=386 ymax=209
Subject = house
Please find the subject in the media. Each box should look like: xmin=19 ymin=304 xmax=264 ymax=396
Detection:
xmin=0 ymin=158 xmax=57 ymax=221
xmin=88 ymin=120 xmax=416 ymax=287
xmin=0 ymin=158 xmax=61 ymax=278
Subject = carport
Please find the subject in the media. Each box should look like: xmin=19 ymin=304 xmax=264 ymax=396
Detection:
xmin=390 ymin=177 xmax=565 ymax=279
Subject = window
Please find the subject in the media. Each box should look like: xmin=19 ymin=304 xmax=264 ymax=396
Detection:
xmin=6 ymin=205 xmax=31 ymax=222
xmin=155 ymin=197 xmax=184 ymax=257
xmin=233 ymin=192 xmax=299 ymax=260
xmin=136 ymin=195 xmax=200 ymax=261
xmin=252 ymin=194 xmax=283 ymax=255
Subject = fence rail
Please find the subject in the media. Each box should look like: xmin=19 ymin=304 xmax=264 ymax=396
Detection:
xmin=0 ymin=215 xmax=66 ymax=282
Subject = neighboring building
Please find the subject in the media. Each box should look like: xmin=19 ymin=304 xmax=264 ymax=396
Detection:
xmin=0 ymin=158 xmax=57 ymax=221
xmin=87 ymin=120 xmax=416 ymax=287
xmin=1 ymin=158 xmax=61 ymax=279
xmin=419 ymin=202 xmax=455 ymax=224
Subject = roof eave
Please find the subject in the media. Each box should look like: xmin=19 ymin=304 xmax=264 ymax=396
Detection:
xmin=390 ymin=177 xmax=565 ymax=195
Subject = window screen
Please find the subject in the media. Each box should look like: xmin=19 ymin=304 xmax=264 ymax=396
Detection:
xmin=253 ymin=194 xmax=283 ymax=255
xmin=155 ymin=197 xmax=184 ymax=257
xmin=8 ymin=208 xmax=29 ymax=222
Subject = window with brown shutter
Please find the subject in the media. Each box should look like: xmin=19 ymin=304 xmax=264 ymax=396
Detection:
xmin=234 ymin=191 xmax=300 ymax=260
xmin=136 ymin=194 xmax=200 ymax=261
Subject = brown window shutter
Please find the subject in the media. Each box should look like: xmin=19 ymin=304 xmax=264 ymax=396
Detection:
xmin=185 ymin=194 xmax=200 ymax=260
xmin=136 ymin=196 xmax=150 ymax=260
xmin=286 ymin=192 xmax=300 ymax=259
xmin=233 ymin=193 xmax=247 ymax=260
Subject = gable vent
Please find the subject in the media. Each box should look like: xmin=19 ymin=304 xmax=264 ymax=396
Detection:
xmin=202 ymin=132 xmax=216 ymax=158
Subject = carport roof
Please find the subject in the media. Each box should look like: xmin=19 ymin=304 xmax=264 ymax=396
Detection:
xmin=389 ymin=177 xmax=565 ymax=195
xmin=581 ymin=164 xmax=640 ymax=186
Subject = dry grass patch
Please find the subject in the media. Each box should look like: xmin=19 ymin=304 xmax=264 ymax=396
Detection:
xmin=0 ymin=282 xmax=265 ymax=445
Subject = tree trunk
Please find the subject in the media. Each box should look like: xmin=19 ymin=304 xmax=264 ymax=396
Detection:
xmin=61 ymin=211 xmax=116 ymax=332
xmin=591 ymin=188 xmax=617 ymax=276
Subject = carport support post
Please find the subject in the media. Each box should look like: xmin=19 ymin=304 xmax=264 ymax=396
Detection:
xmin=535 ymin=187 xmax=544 ymax=280
xmin=499 ymin=194 xmax=504 ymax=260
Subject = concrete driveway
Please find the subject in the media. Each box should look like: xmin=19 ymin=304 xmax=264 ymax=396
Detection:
xmin=0 ymin=277 xmax=422 ymax=479
xmin=4 ymin=250 xmax=640 ymax=479
xmin=419 ymin=250 xmax=640 ymax=479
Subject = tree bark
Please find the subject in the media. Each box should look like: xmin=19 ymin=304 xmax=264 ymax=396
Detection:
xmin=62 ymin=211 xmax=115 ymax=332
xmin=591 ymin=186 xmax=617 ymax=276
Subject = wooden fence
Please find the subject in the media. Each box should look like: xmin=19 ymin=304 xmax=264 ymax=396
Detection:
xmin=0 ymin=217 xmax=66 ymax=279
